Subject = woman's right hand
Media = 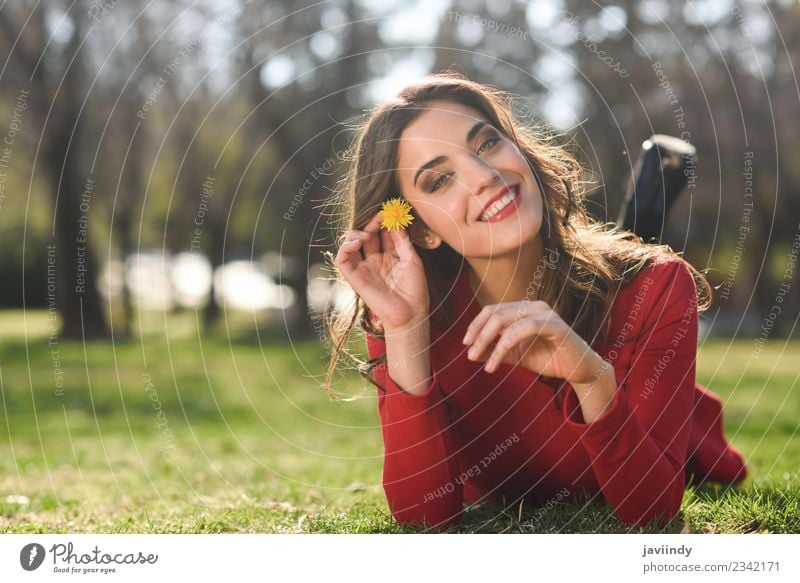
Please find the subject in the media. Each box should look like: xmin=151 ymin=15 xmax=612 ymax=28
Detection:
xmin=335 ymin=211 xmax=430 ymax=333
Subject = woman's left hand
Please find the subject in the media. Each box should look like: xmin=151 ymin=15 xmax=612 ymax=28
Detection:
xmin=462 ymin=300 xmax=609 ymax=388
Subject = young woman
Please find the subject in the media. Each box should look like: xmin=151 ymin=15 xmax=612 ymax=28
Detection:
xmin=325 ymin=72 xmax=747 ymax=531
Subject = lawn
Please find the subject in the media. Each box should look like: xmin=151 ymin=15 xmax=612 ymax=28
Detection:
xmin=1 ymin=310 xmax=798 ymax=533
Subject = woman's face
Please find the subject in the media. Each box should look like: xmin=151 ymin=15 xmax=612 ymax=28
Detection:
xmin=396 ymin=100 xmax=543 ymax=258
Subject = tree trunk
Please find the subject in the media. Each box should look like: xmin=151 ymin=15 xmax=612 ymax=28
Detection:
xmin=45 ymin=18 xmax=109 ymax=340
xmin=202 ymin=220 xmax=223 ymax=331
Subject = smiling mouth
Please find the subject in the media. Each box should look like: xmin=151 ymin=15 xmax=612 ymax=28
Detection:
xmin=479 ymin=185 xmax=521 ymax=222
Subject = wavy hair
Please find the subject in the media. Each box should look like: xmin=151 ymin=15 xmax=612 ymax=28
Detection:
xmin=321 ymin=72 xmax=711 ymax=399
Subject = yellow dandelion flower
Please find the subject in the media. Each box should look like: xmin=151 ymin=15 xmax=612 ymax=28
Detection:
xmin=379 ymin=197 xmax=415 ymax=231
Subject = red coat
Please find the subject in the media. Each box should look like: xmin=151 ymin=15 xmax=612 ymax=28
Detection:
xmin=366 ymin=255 xmax=747 ymax=530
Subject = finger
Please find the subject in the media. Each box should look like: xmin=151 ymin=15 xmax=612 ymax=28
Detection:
xmin=362 ymin=213 xmax=382 ymax=257
xmin=463 ymin=305 xmax=495 ymax=346
xmin=362 ymin=233 xmax=380 ymax=258
xmin=343 ymin=229 xmax=370 ymax=243
xmin=364 ymin=211 xmax=383 ymax=232
xmin=485 ymin=318 xmax=542 ymax=371
xmin=463 ymin=299 xmax=548 ymax=345
xmin=388 ymin=227 xmax=416 ymax=261
xmin=465 ymin=305 xmax=515 ymax=362
xmin=347 ymin=230 xmax=373 ymax=255
xmin=463 ymin=303 xmax=513 ymax=346
xmin=346 ymin=229 xmax=379 ymax=259
xmin=484 ymin=317 xmax=557 ymax=373
xmin=380 ymin=228 xmax=396 ymax=256
xmin=470 ymin=340 xmax=498 ymax=363
xmin=335 ymin=237 xmax=364 ymax=275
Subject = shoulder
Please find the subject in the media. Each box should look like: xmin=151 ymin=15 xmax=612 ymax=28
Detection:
xmin=609 ymin=252 xmax=700 ymax=338
xmin=622 ymin=252 xmax=697 ymax=303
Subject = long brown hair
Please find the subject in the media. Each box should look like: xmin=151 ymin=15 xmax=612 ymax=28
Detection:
xmin=320 ymin=71 xmax=711 ymax=399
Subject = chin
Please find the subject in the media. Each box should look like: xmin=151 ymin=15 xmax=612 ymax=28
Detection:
xmin=504 ymin=214 xmax=542 ymax=242
xmin=483 ymin=227 xmax=540 ymax=256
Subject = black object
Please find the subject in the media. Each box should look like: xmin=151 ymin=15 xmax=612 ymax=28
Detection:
xmin=617 ymin=134 xmax=697 ymax=242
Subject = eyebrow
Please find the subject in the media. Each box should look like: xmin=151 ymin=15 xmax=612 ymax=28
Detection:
xmin=412 ymin=121 xmax=489 ymax=188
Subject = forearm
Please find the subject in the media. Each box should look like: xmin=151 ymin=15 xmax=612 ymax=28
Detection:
xmin=570 ymin=360 xmax=617 ymax=423
xmin=383 ymin=319 xmax=433 ymax=396
xmin=367 ymin=325 xmax=463 ymax=530
xmin=562 ymin=361 xmax=689 ymax=527
xmin=587 ymin=415 xmax=685 ymax=527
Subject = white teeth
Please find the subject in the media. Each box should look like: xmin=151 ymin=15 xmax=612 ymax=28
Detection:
xmin=481 ymin=190 xmax=516 ymax=221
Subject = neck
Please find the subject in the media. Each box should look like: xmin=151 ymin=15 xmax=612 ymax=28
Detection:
xmin=466 ymin=235 xmax=546 ymax=307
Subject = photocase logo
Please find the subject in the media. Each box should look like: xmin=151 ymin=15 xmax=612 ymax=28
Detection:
xmin=20 ymin=543 xmax=46 ymax=571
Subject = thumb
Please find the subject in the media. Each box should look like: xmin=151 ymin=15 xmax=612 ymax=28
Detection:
xmin=389 ymin=228 xmax=417 ymax=261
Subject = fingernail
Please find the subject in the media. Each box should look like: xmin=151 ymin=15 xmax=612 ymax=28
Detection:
xmin=467 ymin=347 xmax=476 ymax=359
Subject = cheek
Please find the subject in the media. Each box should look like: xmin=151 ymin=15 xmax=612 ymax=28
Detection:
xmin=531 ymin=181 xmax=544 ymax=210
xmin=417 ymin=198 xmax=466 ymax=230
xmin=494 ymin=141 xmax=526 ymax=166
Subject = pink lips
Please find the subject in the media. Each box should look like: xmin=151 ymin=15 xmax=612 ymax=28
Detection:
xmin=480 ymin=185 xmax=521 ymax=223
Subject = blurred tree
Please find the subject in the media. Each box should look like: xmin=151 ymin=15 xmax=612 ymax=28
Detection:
xmin=235 ymin=0 xmax=384 ymax=338
xmin=1 ymin=0 xmax=798 ymax=341
xmin=85 ymin=1 xmax=172 ymax=338
xmin=0 ymin=0 xmax=109 ymax=339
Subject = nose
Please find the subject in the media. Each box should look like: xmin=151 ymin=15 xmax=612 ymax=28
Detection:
xmin=463 ymin=154 xmax=501 ymax=197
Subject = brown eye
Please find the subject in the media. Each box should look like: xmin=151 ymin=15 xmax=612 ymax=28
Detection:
xmin=431 ymin=172 xmax=451 ymax=191
xmin=477 ymin=135 xmax=500 ymax=155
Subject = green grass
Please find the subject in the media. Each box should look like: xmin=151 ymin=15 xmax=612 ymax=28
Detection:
xmin=0 ymin=310 xmax=797 ymax=533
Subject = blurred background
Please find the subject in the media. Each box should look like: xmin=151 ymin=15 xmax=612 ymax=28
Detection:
xmin=0 ymin=0 xmax=798 ymax=533
xmin=1 ymin=0 xmax=799 ymax=340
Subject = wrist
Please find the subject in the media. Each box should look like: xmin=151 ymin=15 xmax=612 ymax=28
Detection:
xmin=568 ymin=359 xmax=617 ymax=424
xmin=570 ymin=359 xmax=615 ymax=395
xmin=384 ymin=316 xmax=430 ymax=338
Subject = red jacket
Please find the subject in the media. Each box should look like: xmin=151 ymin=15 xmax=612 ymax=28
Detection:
xmin=366 ymin=255 xmax=747 ymax=531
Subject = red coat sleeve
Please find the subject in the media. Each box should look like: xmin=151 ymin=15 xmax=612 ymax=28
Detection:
xmin=560 ymin=258 xmax=697 ymax=528
xmin=366 ymin=332 xmax=463 ymax=530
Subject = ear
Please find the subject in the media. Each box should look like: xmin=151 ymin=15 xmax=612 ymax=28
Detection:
xmin=408 ymin=224 xmax=441 ymax=250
